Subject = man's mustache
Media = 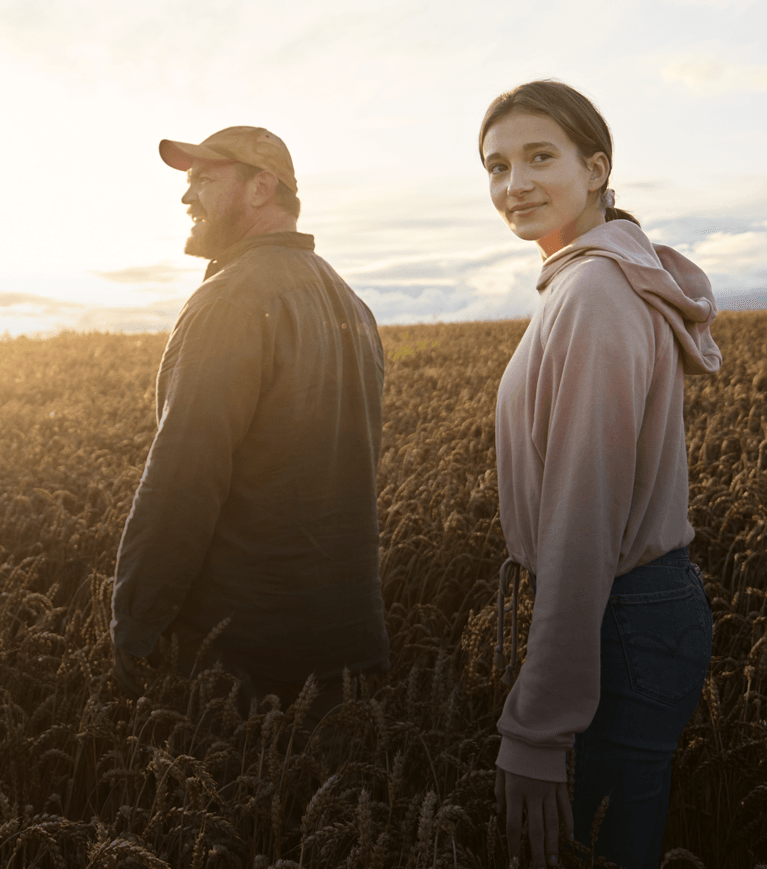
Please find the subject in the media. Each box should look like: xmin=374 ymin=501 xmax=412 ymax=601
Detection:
xmin=187 ymin=206 xmax=207 ymax=221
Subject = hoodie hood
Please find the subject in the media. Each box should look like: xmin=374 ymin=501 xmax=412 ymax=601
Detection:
xmin=537 ymin=220 xmax=722 ymax=375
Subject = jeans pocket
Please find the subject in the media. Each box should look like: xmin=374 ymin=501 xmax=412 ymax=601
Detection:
xmin=688 ymin=563 xmax=715 ymax=616
xmin=609 ymin=583 xmax=712 ymax=706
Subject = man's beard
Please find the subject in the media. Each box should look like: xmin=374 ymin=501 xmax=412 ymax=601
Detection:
xmin=184 ymin=201 xmax=247 ymax=260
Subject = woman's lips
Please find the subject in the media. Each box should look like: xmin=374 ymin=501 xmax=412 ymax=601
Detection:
xmin=510 ymin=203 xmax=544 ymax=217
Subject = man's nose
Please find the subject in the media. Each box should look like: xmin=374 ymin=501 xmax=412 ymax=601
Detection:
xmin=181 ymin=186 xmax=195 ymax=205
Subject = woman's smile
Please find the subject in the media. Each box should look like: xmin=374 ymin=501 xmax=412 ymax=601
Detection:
xmin=509 ymin=202 xmax=545 ymax=218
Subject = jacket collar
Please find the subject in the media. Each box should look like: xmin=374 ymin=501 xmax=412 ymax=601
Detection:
xmin=204 ymin=231 xmax=315 ymax=280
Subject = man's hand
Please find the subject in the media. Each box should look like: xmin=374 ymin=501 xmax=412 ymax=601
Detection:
xmin=112 ymin=646 xmax=149 ymax=699
xmin=495 ymin=767 xmax=574 ymax=868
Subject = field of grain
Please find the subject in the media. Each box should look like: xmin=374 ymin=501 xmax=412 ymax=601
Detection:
xmin=0 ymin=311 xmax=765 ymax=868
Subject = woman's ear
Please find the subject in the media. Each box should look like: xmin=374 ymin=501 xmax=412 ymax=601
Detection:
xmin=588 ymin=152 xmax=610 ymax=191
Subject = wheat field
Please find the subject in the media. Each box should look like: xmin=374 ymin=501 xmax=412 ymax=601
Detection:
xmin=0 ymin=311 xmax=765 ymax=868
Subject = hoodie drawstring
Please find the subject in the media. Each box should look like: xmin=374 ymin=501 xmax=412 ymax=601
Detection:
xmin=494 ymin=556 xmax=520 ymax=687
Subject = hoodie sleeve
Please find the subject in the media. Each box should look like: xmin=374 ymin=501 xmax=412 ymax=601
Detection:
xmin=496 ymin=257 xmax=657 ymax=782
xmin=110 ymin=297 xmax=266 ymax=657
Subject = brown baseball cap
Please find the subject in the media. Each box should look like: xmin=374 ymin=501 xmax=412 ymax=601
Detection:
xmin=159 ymin=126 xmax=297 ymax=194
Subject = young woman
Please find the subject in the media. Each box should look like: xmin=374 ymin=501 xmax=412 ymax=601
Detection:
xmin=480 ymin=80 xmax=721 ymax=869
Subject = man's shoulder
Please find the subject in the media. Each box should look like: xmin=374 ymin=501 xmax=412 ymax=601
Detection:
xmin=192 ymin=240 xmax=373 ymax=321
xmin=200 ymin=242 xmax=334 ymax=308
xmin=176 ymin=236 xmax=383 ymax=354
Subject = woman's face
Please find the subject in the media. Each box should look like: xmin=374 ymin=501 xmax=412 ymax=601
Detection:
xmin=482 ymin=110 xmax=609 ymax=259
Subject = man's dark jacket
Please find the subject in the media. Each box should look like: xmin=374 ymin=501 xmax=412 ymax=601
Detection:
xmin=111 ymin=231 xmax=390 ymax=683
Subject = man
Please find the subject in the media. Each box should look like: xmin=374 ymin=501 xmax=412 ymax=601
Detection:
xmin=110 ymin=126 xmax=390 ymax=723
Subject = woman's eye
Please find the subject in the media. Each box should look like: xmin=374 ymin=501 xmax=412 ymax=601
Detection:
xmin=488 ymin=164 xmax=506 ymax=175
xmin=532 ymin=153 xmax=552 ymax=163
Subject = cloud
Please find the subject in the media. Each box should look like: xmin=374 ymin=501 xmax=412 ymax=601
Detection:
xmin=689 ymin=230 xmax=767 ymax=273
xmin=0 ymin=292 xmax=186 ymax=338
xmin=662 ymin=226 xmax=767 ymax=303
xmin=94 ymin=262 xmax=196 ymax=284
xmin=0 ymin=292 xmax=83 ymax=309
xmin=716 ymin=291 xmax=767 ymax=309
xmin=349 ymin=244 xmax=541 ymax=325
xmin=661 ymin=56 xmax=767 ymax=94
xmin=348 ymin=214 xmax=767 ymax=320
xmin=0 ymin=293 xmax=84 ymax=338
xmin=643 ymin=216 xmax=758 ymax=248
xmin=666 ymin=0 xmax=756 ymax=7
xmin=73 ymin=304 xmax=184 ymax=334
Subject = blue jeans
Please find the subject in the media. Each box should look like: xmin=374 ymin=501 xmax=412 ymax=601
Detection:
xmin=530 ymin=547 xmax=713 ymax=869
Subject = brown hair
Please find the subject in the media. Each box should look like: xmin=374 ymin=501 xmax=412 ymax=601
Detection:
xmin=236 ymin=162 xmax=302 ymax=220
xmin=479 ymin=79 xmax=640 ymax=226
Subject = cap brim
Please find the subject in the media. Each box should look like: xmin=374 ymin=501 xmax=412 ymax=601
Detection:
xmin=159 ymin=139 xmax=234 ymax=171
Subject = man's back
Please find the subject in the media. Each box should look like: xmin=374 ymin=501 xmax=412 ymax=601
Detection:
xmin=112 ymin=231 xmax=389 ymax=684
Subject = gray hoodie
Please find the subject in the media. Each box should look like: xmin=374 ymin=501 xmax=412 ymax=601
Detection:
xmin=495 ymin=220 xmax=721 ymax=781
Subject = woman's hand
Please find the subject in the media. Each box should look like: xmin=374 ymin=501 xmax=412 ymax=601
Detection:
xmin=495 ymin=767 xmax=574 ymax=868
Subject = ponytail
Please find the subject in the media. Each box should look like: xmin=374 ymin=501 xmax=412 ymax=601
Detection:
xmin=602 ymin=189 xmax=641 ymax=226
xmin=606 ymin=206 xmax=641 ymax=226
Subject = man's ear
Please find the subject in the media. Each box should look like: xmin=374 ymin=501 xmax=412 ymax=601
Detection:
xmin=246 ymin=170 xmax=279 ymax=206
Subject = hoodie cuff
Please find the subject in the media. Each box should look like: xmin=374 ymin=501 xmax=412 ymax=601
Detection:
xmin=496 ymin=735 xmax=568 ymax=783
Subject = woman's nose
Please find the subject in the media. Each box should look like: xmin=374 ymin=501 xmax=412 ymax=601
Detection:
xmin=507 ymin=166 xmax=533 ymax=195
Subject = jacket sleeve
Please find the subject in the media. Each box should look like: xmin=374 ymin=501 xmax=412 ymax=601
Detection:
xmin=110 ymin=298 xmax=266 ymax=657
xmin=496 ymin=260 xmax=656 ymax=781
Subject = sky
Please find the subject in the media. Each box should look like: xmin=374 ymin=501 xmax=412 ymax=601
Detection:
xmin=1 ymin=0 xmax=766 ymax=337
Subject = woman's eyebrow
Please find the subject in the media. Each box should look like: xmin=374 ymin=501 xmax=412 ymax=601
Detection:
xmin=522 ymin=141 xmax=558 ymax=151
xmin=484 ymin=141 xmax=560 ymax=162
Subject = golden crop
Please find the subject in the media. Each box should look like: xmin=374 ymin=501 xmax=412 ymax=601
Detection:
xmin=0 ymin=311 xmax=765 ymax=868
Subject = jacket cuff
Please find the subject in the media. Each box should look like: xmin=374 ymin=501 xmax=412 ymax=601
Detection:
xmin=110 ymin=613 xmax=169 ymax=658
xmin=496 ymin=735 xmax=568 ymax=783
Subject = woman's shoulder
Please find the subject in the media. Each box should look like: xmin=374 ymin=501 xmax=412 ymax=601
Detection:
xmin=545 ymin=253 xmax=644 ymax=314
xmin=538 ymin=253 xmax=659 ymax=358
